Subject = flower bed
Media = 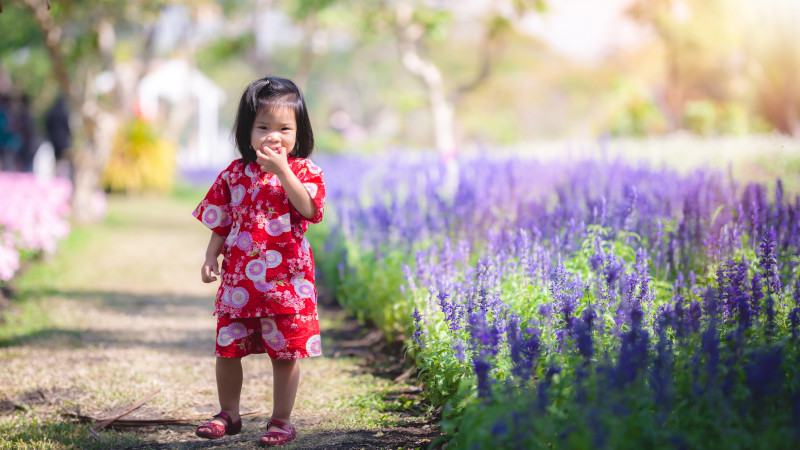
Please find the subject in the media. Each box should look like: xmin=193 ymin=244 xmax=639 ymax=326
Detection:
xmin=316 ymin=153 xmax=800 ymax=448
xmin=0 ymin=174 xmax=72 ymax=282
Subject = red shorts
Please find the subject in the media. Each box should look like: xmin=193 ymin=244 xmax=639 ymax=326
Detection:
xmin=215 ymin=314 xmax=321 ymax=360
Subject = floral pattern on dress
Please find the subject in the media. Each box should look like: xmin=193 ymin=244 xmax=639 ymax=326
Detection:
xmin=193 ymin=157 xmax=326 ymax=319
xmin=216 ymin=314 xmax=321 ymax=359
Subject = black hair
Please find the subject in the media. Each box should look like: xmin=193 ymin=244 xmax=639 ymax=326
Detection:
xmin=232 ymin=76 xmax=314 ymax=162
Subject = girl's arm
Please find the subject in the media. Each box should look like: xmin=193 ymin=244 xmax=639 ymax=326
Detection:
xmin=276 ymin=168 xmax=317 ymax=220
xmin=201 ymin=231 xmax=225 ymax=283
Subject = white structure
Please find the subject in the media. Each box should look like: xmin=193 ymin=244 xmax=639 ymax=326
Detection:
xmin=137 ymin=59 xmax=229 ymax=169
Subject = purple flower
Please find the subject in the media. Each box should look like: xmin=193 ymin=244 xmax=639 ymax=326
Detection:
xmin=437 ymin=291 xmax=461 ymax=332
xmin=758 ymin=228 xmax=782 ymax=295
xmin=574 ymin=307 xmax=596 ymax=360
xmin=491 ymin=420 xmax=509 ymax=437
xmin=688 ymin=301 xmax=702 ymax=334
xmin=411 ymin=307 xmax=425 ymax=349
xmin=717 ymin=259 xmax=751 ymax=328
xmin=402 ymin=264 xmax=417 ymax=292
xmin=474 ymin=353 xmax=493 ymax=399
xmin=549 ymin=264 xmax=583 ymax=330
xmin=453 ymin=338 xmax=467 ymax=361
xmin=702 ymin=287 xmax=719 ymax=322
xmin=745 ymin=346 xmax=783 ymax=400
xmin=470 ymin=309 xmax=502 ymax=361
xmin=507 ymin=315 xmax=541 ymax=381
xmin=751 ymin=273 xmax=764 ymax=320
xmin=538 ymin=303 xmax=554 ymax=320
xmin=614 ymin=305 xmax=649 ymax=388
xmin=673 ymin=296 xmax=687 ymax=338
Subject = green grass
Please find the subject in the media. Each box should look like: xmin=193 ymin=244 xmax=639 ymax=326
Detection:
xmin=0 ymin=414 xmax=138 ymax=450
xmin=0 ymin=224 xmax=102 ymax=347
xmin=171 ymin=181 xmax=210 ymax=206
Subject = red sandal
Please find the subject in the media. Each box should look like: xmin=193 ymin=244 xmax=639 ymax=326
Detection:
xmin=259 ymin=418 xmax=296 ymax=447
xmin=195 ymin=411 xmax=242 ymax=440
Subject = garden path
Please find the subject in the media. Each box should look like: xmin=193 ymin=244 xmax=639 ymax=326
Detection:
xmin=0 ymin=194 xmax=441 ymax=449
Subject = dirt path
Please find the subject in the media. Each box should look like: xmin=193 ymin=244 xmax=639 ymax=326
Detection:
xmin=0 ymin=194 xmax=442 ymax=449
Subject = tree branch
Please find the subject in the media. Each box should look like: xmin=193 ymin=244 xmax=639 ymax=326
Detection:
xmin=22 ymin=0 xmax=73 ymax=107
xmin=394 ymin=2 xmax=443 ymax=92
xmin=451 ymin=29 xmax=496 ymax=105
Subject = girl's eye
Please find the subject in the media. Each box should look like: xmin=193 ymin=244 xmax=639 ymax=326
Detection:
xmin=282 ymin=127 xmax=291 ymax=131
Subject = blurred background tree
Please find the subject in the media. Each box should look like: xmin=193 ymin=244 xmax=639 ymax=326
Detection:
xmin=627 ymin=0 xmax=741 ymax=130
xmin=737 ymin=0 xmax=800 ymax=136
xmin=2 ymin=0 xmax=171 ymax=221
xmin=347 ymin=0 xmax=548 ymax=157
xmin=625 ymin=0 xmax=799 ymax=136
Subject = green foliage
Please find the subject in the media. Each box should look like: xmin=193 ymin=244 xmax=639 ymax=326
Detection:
xmin=683 ymin=100 xmax=753 ymax=136
xmin=287 ymin=0 xmax=341 ymax=20
xmin=683 ymin=100 xmax=717 ymax=136
xmin=195 ymin=33 xmax=255 ymax=68
xmin=606 ymin=82 xmax=668 ymax=137
xmin=335 ymin=246 xmax=411 ymax=337
xmin=102 ymin=119 xmax=176 ymax=193
xmin=410 ymin=6 xmax=452 ymax=42
xmin=716 ymin=102 xmax=750 ymax=135
xmin=0 ymin=6 xmax=43 ymax=56
xmin=512 ymin=0 xmax=548 ymax=14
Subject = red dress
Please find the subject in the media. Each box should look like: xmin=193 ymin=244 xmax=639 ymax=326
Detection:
xmin=193 ymin=157 xmax=325 ymax=319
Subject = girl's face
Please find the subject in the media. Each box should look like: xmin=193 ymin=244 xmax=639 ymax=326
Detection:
xmin=251 ymin=106 xmax=297 ymax=155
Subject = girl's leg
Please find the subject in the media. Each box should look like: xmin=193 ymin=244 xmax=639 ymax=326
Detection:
xmin=268 ymin=358 xmax=300 ymax=433
xmin=215 ymin=356 xmax=243 ymax=424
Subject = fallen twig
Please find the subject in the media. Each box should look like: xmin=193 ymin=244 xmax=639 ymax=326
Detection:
xmin=66 ymin=413 xmax=195 ymax=427
xmin=393 ymin=366 xmax=416 ymax=383
xmin=65 ymin=410 xmax=267 ymax=429
xmin=90 ymin=389 xmax=160 ymax=433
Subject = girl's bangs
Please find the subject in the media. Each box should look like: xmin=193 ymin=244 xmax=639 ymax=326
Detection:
xmin=257 ymin=95 xmax=299 ymax=114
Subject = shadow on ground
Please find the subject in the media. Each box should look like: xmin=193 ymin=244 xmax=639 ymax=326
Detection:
xmin=11 ymin=288 xmax=210 ymax=315
xmin=0 ymin=289 xmax=214 ymax=356
xmin=122 ymin=421 xmax=444 ymax=449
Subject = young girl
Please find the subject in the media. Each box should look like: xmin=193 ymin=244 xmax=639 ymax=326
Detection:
xmin=192 ymin=76 xmax=325 ymax=447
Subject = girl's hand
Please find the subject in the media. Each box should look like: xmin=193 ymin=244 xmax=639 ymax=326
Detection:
xmin=201 ymin=256 xmax=220 ymax=283
xmin=255 ymin=145 xmax=290 ymax=176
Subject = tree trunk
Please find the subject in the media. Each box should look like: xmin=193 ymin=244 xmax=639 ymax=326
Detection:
xmin=293 ymin=17 xmax=319 ymax=92
xmin=25 ymin=0 xmax=111 ymax=223
xmin=395 ymin=3 xmax=456 ymax=159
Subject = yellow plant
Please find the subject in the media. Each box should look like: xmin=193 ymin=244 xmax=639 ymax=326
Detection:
xmin=103 ymin=119 xmax=176 ymax=193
